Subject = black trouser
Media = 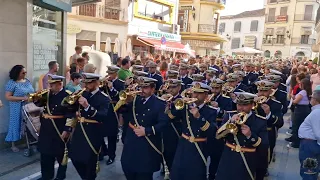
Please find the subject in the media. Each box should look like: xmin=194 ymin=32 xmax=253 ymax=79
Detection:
xmin=292 ymin=105 xmax=311 ymax=146
xmin=72 ymin=157 xmax=97 ymax=180
xmin=124 ymin=171 xmax=153 ymax=180
xmin=101 ymin=136 xmax=117 ymax=159
xmin=40 ymin=153 xmax=67 ymax=180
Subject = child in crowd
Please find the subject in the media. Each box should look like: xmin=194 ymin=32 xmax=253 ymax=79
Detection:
xmin=65 ymin=72 xmax=82 ymax=93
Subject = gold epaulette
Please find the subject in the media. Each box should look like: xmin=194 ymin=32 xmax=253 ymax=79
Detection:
xmin=65 ymin=90 xmax=72 ymax=95
xmin=101 ymin=91 xmax=109 ymax=97
xmin=222 ymin=94 xmax=230 ymax=98
xmin=271 ymin=98 xmax=281 ymax=104
xmin=167 ymin=110 xmax=175 ymax=119
xmin=255 ymin=114 xmax=266 ymax=120
xmin=65 ymin=118 xmax=77 ymax=127
xmin=200 ymin=121 xmax=210 ymax=131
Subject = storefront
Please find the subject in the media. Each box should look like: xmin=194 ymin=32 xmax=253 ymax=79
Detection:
xmin=0 ymin=0 xmax=74 ymax=148
xmin=130 ymin=28 xmax=195 ymax=58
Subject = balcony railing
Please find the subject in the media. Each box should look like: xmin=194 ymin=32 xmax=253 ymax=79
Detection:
xmin=268 ymin=0 xmax=290 ymax=3
xmin=200 ymin=0 xmax=226 ymax=4
xmin=263 ymin=38 xmax=286 ymax=45
xmin=294 ymin=14 xmax=316 ymax=21
xmin=266 ymin=15 xmax=288 ymax=23
xmin=198 ymin=24 xmax=217 ymax=34
xmin=180 ymin=23 xmax=191 ymax=32
xmin=77 ymin=4 xmax=123 ymax=21
xmin=291 ymin=38 xmax=316 ymax=45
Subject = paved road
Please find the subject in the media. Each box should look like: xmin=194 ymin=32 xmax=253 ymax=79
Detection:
xmin=0 ymin=114 xmax=301 ymax=180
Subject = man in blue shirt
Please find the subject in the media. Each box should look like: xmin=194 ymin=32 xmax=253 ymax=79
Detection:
xmin=298 ymin=90 xmax=320 ymax=180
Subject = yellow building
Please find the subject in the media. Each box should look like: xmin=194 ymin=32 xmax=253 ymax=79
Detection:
xmin=178 ymin=0 xmax=226 ymax=56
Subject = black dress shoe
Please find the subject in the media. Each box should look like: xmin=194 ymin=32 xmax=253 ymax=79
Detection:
xmin=285 ymin=137 xmax=293 ymax=142
xmin=106 ymin=158 xmax=115 ymax=165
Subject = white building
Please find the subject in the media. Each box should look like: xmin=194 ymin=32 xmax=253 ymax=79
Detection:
xmin=262 ymin=0 xmax=319 ymax=59
xmin=219 ymin=9 xmax=265 ymax=56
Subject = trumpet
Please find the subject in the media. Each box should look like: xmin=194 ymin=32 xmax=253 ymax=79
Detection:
xmin=174 ymin=97 xmax=198 ymax=110
xmin=181 ymin=88 xmax=192 ymax=98
xmin=222 ymin=85 xmax=234 ymax=96
xmin=216 ymin=112 xmax=248 ymax=139
xmin=158 ymin=82 xmax=170 ymax=96
xmin=27 ymin=89 xmax=49 ymax=102
xmin=113 ymin=88 xmax=142 ymax=112
xmin=204 ymin=93 xmax=215 ymax=104
xmin=99 ymin=76 xmax=110 ymax=88
xmin=62 ymin=88 xmax=86 ymax=106
xmin=253 ymin=96 xmax=268 ymax=110
xmin=160 ymin=94 xmax=174 ymax=102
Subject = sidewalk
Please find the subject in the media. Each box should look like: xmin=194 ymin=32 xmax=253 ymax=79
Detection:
xmin=0 ymin=113 xmax=301 ymax=180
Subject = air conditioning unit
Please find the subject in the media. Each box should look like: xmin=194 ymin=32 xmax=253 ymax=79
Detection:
xmin=172 ymin=24 xmax=180 ymax=34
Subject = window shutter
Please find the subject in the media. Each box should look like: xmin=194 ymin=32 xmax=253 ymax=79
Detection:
xmin=280 ymin=7 xmax=288 ymax=16
xmin=234 ymin=21 xmax=241 ymax=32
xmin=219 ymin=23 xmax=226 ymax=33
xmin=250 ymin=20 xmax=258 ymax=31
xmin=231 ymin=38 xmax=240 ymax=49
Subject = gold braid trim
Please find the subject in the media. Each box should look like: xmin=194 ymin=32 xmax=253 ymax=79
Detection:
xmin=200 ymin=121 xmax=210 ymax=131
xmin=272 ymin=116 xmax=279 ymax=125
xmin=167 ymin=110 xmax=175 ymax=119
xmin=252 ymin=137 xmax=262 ymax=147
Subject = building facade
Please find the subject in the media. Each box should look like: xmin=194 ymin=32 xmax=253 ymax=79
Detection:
xmin=262 ymin=0 xmax=319 ymax=59
xmin=178 ymin=0 xmax=226 ymax=56
xmin=219 ymin=9 xmax=265 ymax=56
xmin=0 ymin=0 xmax=96 ymax=148
xmin=67 ymin=0 xmax=129 ymax=64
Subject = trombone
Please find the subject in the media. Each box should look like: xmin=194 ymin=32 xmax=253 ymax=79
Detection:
xmin=216 ymin=112 xmax=248 ymax=139
xmin=27 ymin=89 xmax=49 ymax=102
xmin=61 ymin=88 xmax=86 ymax=106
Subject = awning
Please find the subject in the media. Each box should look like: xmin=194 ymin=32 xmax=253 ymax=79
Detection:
xmin=137 ymin=36 xmax=192 ymax=54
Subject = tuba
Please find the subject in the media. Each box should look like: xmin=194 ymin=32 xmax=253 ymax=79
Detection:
xmin=62 ymin=88 xmax=86 ymax=106
xmin=216 ymin=112 xmax=248 ymax=139
xmin=27 ymin=89 xmax=49 ymax=102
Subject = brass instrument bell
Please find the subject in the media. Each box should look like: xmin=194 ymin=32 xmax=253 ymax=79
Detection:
xmin=174 ymin=97 xmax=198 ymax=110
xmin=27 ymin=89 xmax=49 ymax=102
xmin=253 ymin=96 xmax=268 ymax=110
xmin=62 ymin=88 xmax=86 ymax=105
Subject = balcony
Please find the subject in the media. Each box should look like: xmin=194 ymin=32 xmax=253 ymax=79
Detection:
xmin=266 ymin=15 xmax=288 ymax=23
xmin=294 ymin=14 xmax=316 ymax=21
xmin=200 ymin=0 xmax=226 ymax=3
xmin=180 ymin=23 xmax=191 ymax=33
xmin=77 ymin=4 xmax=123 ymax=21
xmin=263 ymin=38 xmax=286 ymax=45
xmin=198 ymin=24 xmax=217 ymax=34
xmin=291 ymin=38 xmax=316 ymax=45
xmin=199 ymin=0 xmax=226 ymax=9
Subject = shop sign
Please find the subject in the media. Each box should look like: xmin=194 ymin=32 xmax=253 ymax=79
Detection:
xmin=179 ymin=5 xmax=194 ymax=10
xmin=38 ymin=0 xmax=72 ymax=12
xmin=67 ymin=24 xmax=82 ymax=34
xmin=138 ymin=29 xmax=181 ymax=42
xmin=276 ymin=15 xmax=287 ymax=22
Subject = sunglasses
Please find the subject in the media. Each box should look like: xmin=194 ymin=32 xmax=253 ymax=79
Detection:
xmin=22 ymin=72 xmax=27 ymax=75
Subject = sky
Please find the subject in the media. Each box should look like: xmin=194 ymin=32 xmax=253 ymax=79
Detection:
xmin=220 ymin=0 xmax=264 ymax=16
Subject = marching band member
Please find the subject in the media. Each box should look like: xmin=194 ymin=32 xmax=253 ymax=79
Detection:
xmin=215 ymin=92 xmax=269 ymax=180
xmin=188 ymin=65 xmax=198 ymax=76
xmin=270 ymin=69 xmax=287 ymax=91
xmin=167 ymin=70 xmax=179 ymax=79
xmin=199 ymin=63 xmax=208 ymax=75
xmin=234 ymin=71 xmax=250 ymax=93
xmin=121 ymin=77 xmax=168 ymax=180
xmin=35 ymin=75 xmax=71 ymax=180
xmin=147 ymin=62 xmax=163 ymax=91
xmin=169 ymin=82 xmax=217 ymax=180
xmin=169 ymin=64 xmax=179 ymax=71
xmin=204 ymin=69 xmax=216 ymax=85
xmin=243 ymin=62 xmax=259 ymax=93
xmin=192 ymin=74 xmax=205 ymax=83
xmin=265 ymin=74 xmax=288 ymax=115
xmin=163 ymin=79 xmax=183 ymax=172
xmin=131 ymin=65 xmax=144 ymax=74
xmin=255 ymin=63 xmax=264 ymax=77
xmin=179 ymin=64 xmax=193 ymax=90
xmin=254 ymin=80 xmax=283 ymax=179
xmin=100 ymin=66 xmax=125 ymax=165
xmin=69 ymin=73 xmax=110 ymax=180
xmin=231 ymin=63 xmax=242 ymax=72
xmin=208 ymin=79 xmax=232 ymax=180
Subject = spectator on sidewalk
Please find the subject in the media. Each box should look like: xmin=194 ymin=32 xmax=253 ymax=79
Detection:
xmin=118 ymin=58 xmax=133 ymax=81
xmin=310 ymin=66 xmax=320 ymax=91
xmin=65 ymin=73 xmax=82 ymax=93
xmin=76 ymin=57 xmax=86 ymax=74
xmin=288 ymin=78 xmax=312 ymax=148
xmin=84 ymin=63 xmax=96 ymax=73
xmin=42 ymin=61 xmax=59 ymax=89
xmin=70 ymin=46 xmax=82 ymax=65
xmin=82 ymin=52 xmax=90 ymax=64
xmin=5 ymin=65 xmax=34 ymax=152
xmin=298 ymin=90 xmax=320 ymax=180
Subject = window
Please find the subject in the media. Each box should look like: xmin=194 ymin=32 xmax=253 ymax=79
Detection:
xmin=280 ymin=7 xmax=288 ymax=16
xmin=269 ymin=0 xmax=277 ymax=3
xmin=301 ymin=35 xmax=309 ymax=44
xmin=219 ymin=23 xmax=226 ymax=33
xmin=135 ymin=0 xmax=173 ymax=24
xmin=234 ymin=21 xmax=241 ymax=32
xmin=250 ymin=20 xmax=258 ymax=31
xmin=231 ymin=38 xmax=240 ymax=49
xmin=304 ymin=5 xmax=313 ymax=21
xmin=264 ymin=35 xmax=273 ymax=44
xmin=268 ymin=8 xmax=276 ymax=22
xmin=276 ymin=35 xmax=285 ymax=44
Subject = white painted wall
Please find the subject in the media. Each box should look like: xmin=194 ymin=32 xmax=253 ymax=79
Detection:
xmin=219 ymin=15 xmax=265 ymax=55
